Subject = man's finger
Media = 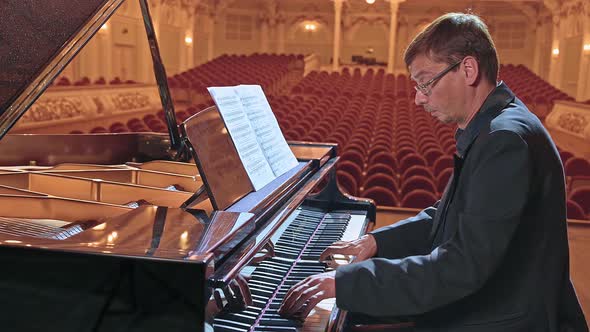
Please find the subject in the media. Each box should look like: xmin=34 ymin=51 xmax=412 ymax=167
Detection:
xmin=286 ymin=284 xmax=320 ymax=316
xmin=297 ymin=292 xmax=326 ymax=319
xmin=319 ymin=245 xmax=358 ymax=262
xmin=279 ymin=279 xmax=310 ymax=314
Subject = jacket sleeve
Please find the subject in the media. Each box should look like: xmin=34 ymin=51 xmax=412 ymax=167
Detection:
xmin=336 ymin=131 xmax=531 ymax=316
xmin=370 ymin=203 xmax=438 ymax=259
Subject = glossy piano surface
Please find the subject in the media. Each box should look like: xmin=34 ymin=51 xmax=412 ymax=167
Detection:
xmin=0 ymin=1 xmax=377 ymax=331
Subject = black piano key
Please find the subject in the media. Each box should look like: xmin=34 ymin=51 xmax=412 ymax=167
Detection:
xmin=213 ymin=319 xmax=251 ymax=330
xmin=249 ymin=287 xmax=275 ymax=298
xmin=267 ymin=302 xmax=281 ymax=310
xmin=258 ymin=318 xmax=302 ymax=327
xmin=223 ymin=312 xmax=257 ymax=325
xmin=251 ymin=274 xmax=283 ymax=284
xmin=251 ymin=299 xmax=268 ymax=308
xmin=252 ymin=294 xmax=272 ymax=303
xmin=258 ymin=263 xmax=291 ymax=271
xmin=291 ymin=267 xmax=325 ymax=273
xmin=254 ymin=326 xmax=297 ymax=332
xmin=249 ymin=280 xmax=279 ymax=290
xmin=212 ymin=323 xmax=248 ymax=332
xmin=273 ymin=245 xmax=303 ymax=253
xmin=259 ymin=313 xmax=286 ymax=320
xmin=274 ymin=251 xmax=299 ymax=259
xmin=249 ymin=278 xmax=281 ymax=288
xmin=245 ymin=306 xmax=263 ymax=313
xmin=275 ymin=239 xmax=306 ymax=246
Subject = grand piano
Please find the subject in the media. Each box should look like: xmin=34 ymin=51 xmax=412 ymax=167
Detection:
xmin=0 ymin=1 xmax=376 ymax=331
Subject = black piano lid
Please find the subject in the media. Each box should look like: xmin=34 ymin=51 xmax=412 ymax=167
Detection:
xmin=0 ymin=0 xmax=128 ymax=139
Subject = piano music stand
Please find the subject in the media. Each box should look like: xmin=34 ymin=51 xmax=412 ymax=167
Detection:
xmin=180 ymin=106 xmax=254 ymax=211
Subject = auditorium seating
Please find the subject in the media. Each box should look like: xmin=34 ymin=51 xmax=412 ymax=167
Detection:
xmin=167 ymin=53 xmax=304 ymax=97
xmin=498 ymin=64 xmax=574 ymax=121
xmin=91 ymin=58 xmax=588 ymax=219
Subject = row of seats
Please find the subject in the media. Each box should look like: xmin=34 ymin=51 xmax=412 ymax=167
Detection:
xmin=291 ymin=68 xmax=411 ymax=99
xmin=499 ymin=64 xmax=574 ymax=121
xmin=52 ymin=76 xmax=137 ymax=86
xmin=500 ymin=64 xmax=573 ymax=105
xmin=168 ymin=53 xmax=303 ymax=96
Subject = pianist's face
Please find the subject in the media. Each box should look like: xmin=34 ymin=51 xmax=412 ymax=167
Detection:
xmin=409 ymin=54 xmax=467 ymax=126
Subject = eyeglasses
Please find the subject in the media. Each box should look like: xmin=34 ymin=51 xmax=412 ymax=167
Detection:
xmin=414 ymin=59 xmax=462 ymax=96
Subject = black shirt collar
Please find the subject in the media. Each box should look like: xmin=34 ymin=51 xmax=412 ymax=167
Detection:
xmin=454 ymin=81 xmax=515 ymax=158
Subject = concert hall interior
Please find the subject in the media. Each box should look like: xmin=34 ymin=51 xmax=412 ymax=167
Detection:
xmin=1 ymin=0 xmax=590 ymax=331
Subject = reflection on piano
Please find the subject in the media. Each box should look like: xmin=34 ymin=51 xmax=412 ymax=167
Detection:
xmin=0 ymin=1 xmax=376 ymax=331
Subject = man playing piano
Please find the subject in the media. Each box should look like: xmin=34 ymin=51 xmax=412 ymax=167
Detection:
xmin=279 ymin=13 xmax=588 ymax=332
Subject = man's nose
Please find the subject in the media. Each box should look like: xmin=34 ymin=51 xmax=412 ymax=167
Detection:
xmin=415 ymin=90 xmax=427 ymax=106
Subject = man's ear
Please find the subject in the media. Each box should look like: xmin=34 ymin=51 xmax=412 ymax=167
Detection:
xmin=462 ymin=56 xmax=479 ymax=86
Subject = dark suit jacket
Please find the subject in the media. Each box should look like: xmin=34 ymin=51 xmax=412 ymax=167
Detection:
xmin=335 ymin=82 xmax=588 ymax=331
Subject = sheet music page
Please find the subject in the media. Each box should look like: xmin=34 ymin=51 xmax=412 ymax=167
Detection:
xmin=234 ymin=85 xmax=299 ymax=177
xmin=208 ymin=86 xmax=275 ymax=191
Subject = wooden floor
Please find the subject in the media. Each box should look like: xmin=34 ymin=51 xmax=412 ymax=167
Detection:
xmin=375 ymin=207 xmax=590 ymax=327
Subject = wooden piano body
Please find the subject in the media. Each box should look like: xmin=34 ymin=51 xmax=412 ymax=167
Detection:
xmin=0 ymin=1 xmax=378 ymax=331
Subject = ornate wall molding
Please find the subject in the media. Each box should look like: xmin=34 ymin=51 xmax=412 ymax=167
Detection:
xmin=23 ymin=98 xmax=87 ymax=123
xmin=546 ymin=100 xmax=590 ymax=140
xmin=557 ymin=112 xmax=588 ymax=134
xmin=15 ymin=85 xmax=161 ymax=128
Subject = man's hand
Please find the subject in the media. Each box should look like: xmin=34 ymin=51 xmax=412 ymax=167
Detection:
xmin=319 ymin=234 xmax=378 ymax=266
xmin=278 ymin=270 xmax=336 ymax=319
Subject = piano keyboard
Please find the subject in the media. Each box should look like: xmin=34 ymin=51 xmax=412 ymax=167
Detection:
xmin=213 ymin=207 xmax=367 ymax=332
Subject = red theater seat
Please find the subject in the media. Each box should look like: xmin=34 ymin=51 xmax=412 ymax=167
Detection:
xmin=363 ymin=174 xmax=399 ymax=194
xmin=436 ymin=168 xmax=453 ymax=194
xmin=559 ymin=151 xmax=574 ymax=165
xmin=337 ymin=161 xmax=364 ymax=186
xmin=402 ymin=165 xmax=434 ymax=180
xmin=433 ymin=156 xmax=454 ymax=175
xmin=337 ymin=171 xmax=358 ymax=196
xmin=565 ymin=158 xmax=590 ymax=177
xmin=361 ymin=186 xmax=399 ymax=207
xmin=340 ymin=150 xmax=366 ymax=170
xmin=401 ymin=189 xmax=438 ymax=209
xmin=567 ymin=200 xmax=587 ymax=220
xmin=366 ymin=163 xmax=397 ymax=179
xmin=369 ymin=152 xmax=398 ymax=172
xmin=399 ymin=153 xmax=427 ymax=172
xmin=400 ymin=175 xmax=437 ymax=196
xmin=570 ymin=187 xmax=590 ymax=216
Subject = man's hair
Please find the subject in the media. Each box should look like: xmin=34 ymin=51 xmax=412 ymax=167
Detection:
xmin=404 ymin=13 xmax=499 ymax=85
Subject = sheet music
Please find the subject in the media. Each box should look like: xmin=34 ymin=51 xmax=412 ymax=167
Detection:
xmin=208 ymin=87 xmax=275 ymax=191
xmin=235 ymin=85 xmax=298 ymax=177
